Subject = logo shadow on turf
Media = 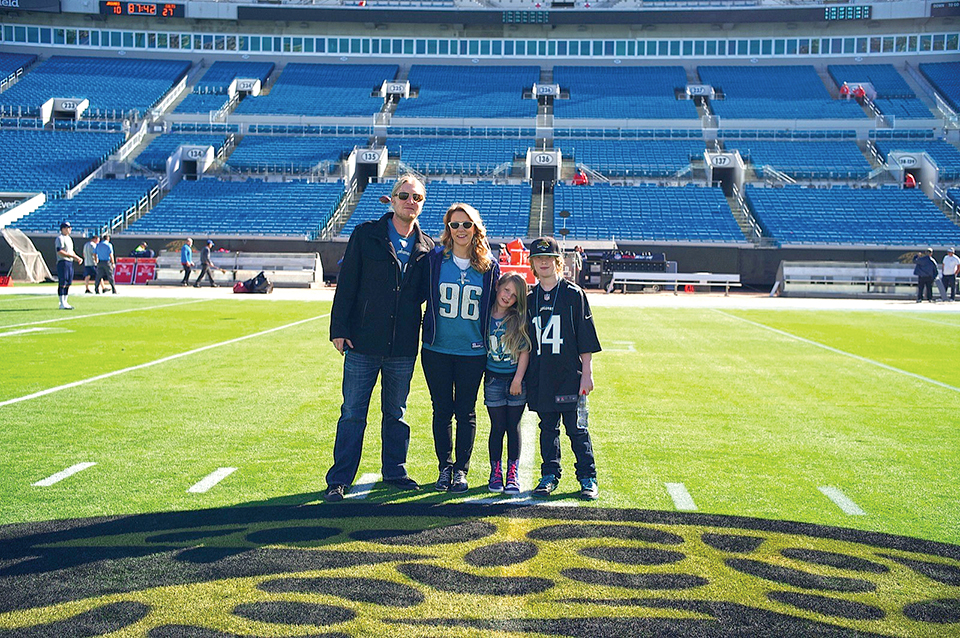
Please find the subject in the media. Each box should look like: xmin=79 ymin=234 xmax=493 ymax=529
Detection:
xmin=0 ymin=499 xmax=958 ymax=637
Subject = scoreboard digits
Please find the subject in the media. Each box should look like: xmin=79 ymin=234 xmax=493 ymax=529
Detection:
xmin=823 ymin=5 xmax=871 ymax=20
xmin=100 ymin=1 xmax=185 ymax=17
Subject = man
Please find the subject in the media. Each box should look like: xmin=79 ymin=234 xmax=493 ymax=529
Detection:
xmin=82 ymin=234 xmax=99 ymax=294
xmin=325 ymin=174 xmax=435 ymax=502
xmin=193 ymin=240 xmax=223 ymax=287
xmin=180 ymin=237 xmax=194 ymax=286
xmin=943 ymin=247 xmax=959 ymax=302
xmin=54 ymin=221 xmax=83 ymax=310
xmin=913 ymin=247 xmax=938 ymax=303
xmin=94 ymin=234 xmax=117 ymax=295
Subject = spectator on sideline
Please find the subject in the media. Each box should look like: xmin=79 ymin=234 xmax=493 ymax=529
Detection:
xmin=193 ymin=240 xmax=223 ymax=288
xmin=180 ymin=238 xmax=194 ymax=287
xmin=130 ymin=241 xmax=154 ymax=258
xmin=943 ymin=247 xmax=959 ymax=302
xmin=324 ymin=174 xmax=435 ymax=503
xmin=421 ymin=203 xmax=499 ymax=493
xmin=913 ymin=247 xmax=938 ymax=303
xmin=95 ymin=233 xmax=117 ymax=295
xmin=82 ymin=234 xmax=99 ymax=294
xmin=54 ymin=221 xmax=83 ymax=310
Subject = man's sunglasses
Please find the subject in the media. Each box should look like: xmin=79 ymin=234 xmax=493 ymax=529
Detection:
xmin=395 ymin=191 xmax=425 ymax=202
xmin=447 ymin=221 xmax=475 ymax=230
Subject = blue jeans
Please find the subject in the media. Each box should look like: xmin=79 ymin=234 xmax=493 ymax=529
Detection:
xmin=57 ymin=260 xmax=74 ymax=296
xmin=325 ymin=350 xmax=416 ymax=488
xmin=538 ymin=410 xmax=596 ymax=481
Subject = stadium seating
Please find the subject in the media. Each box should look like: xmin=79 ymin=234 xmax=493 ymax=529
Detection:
xmin=226 ymin=136 xmax=368 ymax=173
xmin=723 ymin=140 xmax=871 ymax=179
xmin=175 ymin=61 xmax=276 ymax=114
xmin=0 ymin=56 xmax=190 ymax=118
xmin=827 ymin=64 xmax=916 ymax=99
xmin=234 ymin=63 xmax=395 ymax=117
xmin=125 ymin=179 xmax=346 ymax=237
xmin=389 ymin=137 xmax=533 ymax=175
xmin=745 ymin=185 xmax=960 ymax=245
xmin=697 ymin=65 xmax=867 ymax=120
xmin=341 ymin=182 xmax=531 ymax=238
xmin=11 ymin=177 xmax=158 ymax=234
xmin=919 ymin=62 xmax=960 ymax=113
xmin=553 ymin=66 xmax=698 ymax=120
xmin=0 ymin=51 xmax=36 ymax=84
xmin=393 ymin=65 xmax=538 ymax=119
xmin=553 ymin=182 xmax=746 ymax=243
xmin=872 ymin=139 xmax=960 ymax=180
xmin=135 ymin=134 xmax=228 ymax=171
xmin=0 ymin=129 xmax=125 ymax=196
xmin=557 ymin=138 xmax=705 ymax=177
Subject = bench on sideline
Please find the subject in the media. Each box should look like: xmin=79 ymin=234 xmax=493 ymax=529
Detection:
xmin=152 ymin=251 xmax=323 ymax=288
xmin=606 ymin=271 xmax=741 ymax=295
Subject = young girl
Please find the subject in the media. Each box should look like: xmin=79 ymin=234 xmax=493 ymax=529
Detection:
xmin=484 ymin=272 xmax=532 ymax=494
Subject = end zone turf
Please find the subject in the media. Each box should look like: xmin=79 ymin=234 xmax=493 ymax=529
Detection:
xmin=0 ymin=503 xmax=958 ymax=637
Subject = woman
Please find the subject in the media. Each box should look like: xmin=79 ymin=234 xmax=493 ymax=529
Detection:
xmin=421 ymin=203 xmax=500 ymax=493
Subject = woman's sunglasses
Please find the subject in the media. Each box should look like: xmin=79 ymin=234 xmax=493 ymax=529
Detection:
xmin=447 ymin=221 xmax=475 ymax=230
xmin=395 ymin=191 xmax=425 ymax=202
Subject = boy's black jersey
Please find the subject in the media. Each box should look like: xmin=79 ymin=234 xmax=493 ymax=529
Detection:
xmin=525 ymin=278 xmax=602 ymax=413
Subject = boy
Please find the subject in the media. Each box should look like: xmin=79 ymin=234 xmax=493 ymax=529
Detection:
xmin=525 ymin=236 xmax=602 ymax=500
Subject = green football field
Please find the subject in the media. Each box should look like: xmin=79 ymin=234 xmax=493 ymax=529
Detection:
xmin=0 ymin=288 xmax=958 ymax=637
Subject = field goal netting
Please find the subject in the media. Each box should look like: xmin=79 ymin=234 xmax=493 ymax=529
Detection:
xmin=2 ymin=228 xmax=53 ymax=283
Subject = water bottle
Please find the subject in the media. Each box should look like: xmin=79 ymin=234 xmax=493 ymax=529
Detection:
xmin=577 ymin=394 xmax=589 ymax=429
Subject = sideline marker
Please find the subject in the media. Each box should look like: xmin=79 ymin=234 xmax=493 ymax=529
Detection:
xmin=188 ymin=467 xmax=237 ymax=494
xmin=33 ymin=462 xmax=96 ymax=487
xmin=665 ymin=482 xmax=698 ymax=511
xmin=348 ymin=473 xmax=380 ymax=499
xmin=819 ymin=486 xmax=867 ymax=516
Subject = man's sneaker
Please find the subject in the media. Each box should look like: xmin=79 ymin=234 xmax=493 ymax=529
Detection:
xmin=435 ymin=465 xmax=454 ymax=491
xmin=532 ymin=475 xmax=559 ymax=497
xmin=488 ymin=461 xmax=503 ymax=492
xmin=578 ymin=477 xmax=599 ymax=500
xmin=325 ymin=484 xmax=345 ymax=502
xmin=503 ymin=459 xmax=520 ymax=495
xmin=384 ymin=476 xmax=421 ymax=491
xmin=449 ymin=469 xmax=468 ymax=493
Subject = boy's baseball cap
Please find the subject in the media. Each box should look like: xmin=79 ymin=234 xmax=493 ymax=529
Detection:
xmin=60 ymin=221 xmax=71 ymax=229
xmin=529 ymin=236 xmax=560 ymax=257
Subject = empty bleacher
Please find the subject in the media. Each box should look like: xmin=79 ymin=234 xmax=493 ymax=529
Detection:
xmin=126 ymin=179 xmax=346 ymax=238
xmin=698 ymin=65 xmax=867 ymax=120
xmin=0 ymin=51 xmax=36 ymax=86
xmin=0 ymin=56 xmax=190 ymax=118
xmin=175 ymin=61 xmax=276 ymax=114
xmin=233 ymin=63 xmax=395 ymax=117
xmin=553 ymin=182 xmax=746 ymax=243
xmin=135 ymin=134 xmax=228 ymax=171
xmin=827 ymin=64 xmax=933 ymax=120
xmin=745 ymin=185 xmax=960 ymax=246
xmin=553 ymin=66 xmax=698 ymax=120
xmin=226 ymin=136 xmax=368 ymax=173
xmin=872 ymin=138 xmax=960 ymax=180
xmin=723 ymin=140 xmax=871 ymax=180
xmin=11 ymin=177 xmax=158 ymax=234
xmin=341 ymin=182 xmax=531 ymax=238
xmin=0 ymin=129 xmax=125 ymax=195
xmin=919 ymin=62 xmax=960 ymax=113
xmin=557 ymin=138 xmax=705 ymax=177
xmin=393 ymin=65 xmax=538 ymax=119
xmin=390 ymin=137 xmax=533 ymax=175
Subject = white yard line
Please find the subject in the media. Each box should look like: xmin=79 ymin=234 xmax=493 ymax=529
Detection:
xmin=0 ymin=312 xmax=330 ymax=408
xmin=0 ymin=299 xmax=211 ymax=330
xmin=0 ymin=327 xmax=51 ymax=338
xmin=187 ymin=467 xmax=238 ymax=493
xmin=818 ymin=486 xmax=867 ymax=516
xmin=715 ymin=310 xmax=960 ymax=394
xmin=348 ymin=473 xmax=380 ymax=500
xmin=665 ymin=482 xmax=698 ymax=511
xmin=33 ymin=462 xmax=96 ymax=487
xmin=519 ymin=410 xmax=539 ymax=498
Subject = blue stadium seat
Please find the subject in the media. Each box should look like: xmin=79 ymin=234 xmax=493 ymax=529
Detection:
xmin=0 ymin=129 xmax=125 ymax=196
xmin=12 ymin=177 xmax=158 ymax=235
xmin=393 ymin=65 xmax=538 ymax=119
xmin=553 ymin=66 xmax=698 ymax=120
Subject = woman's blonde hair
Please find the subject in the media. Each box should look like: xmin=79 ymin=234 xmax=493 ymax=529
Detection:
xmin=495 ymin=272 xmax=531 ymax=361
xmin=440 ymin=202 xmax=493 ymax=273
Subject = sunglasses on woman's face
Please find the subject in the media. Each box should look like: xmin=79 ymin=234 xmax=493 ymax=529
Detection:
xmin=447 ymin=221 xmax=475 ymax=230
xmin=395 ymin=191 xmax=425 ymax=202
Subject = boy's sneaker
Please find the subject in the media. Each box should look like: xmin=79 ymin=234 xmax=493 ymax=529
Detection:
xmin=488 ymin=461 xmax=503 ymax=492
xmin=578 ymin=477 xmax=599 ymax=500
xmin=325 ymin=484 xmax=345 ymax=502
xmin=532 ymin=475 xmax=559 ymax=497
xmin=435 ymin=465 xmax=453 ymax=491
xmin=449 ymin=469 xmax=468 ymax=493
xmin=503 ymin=459 xmax=520 ymax=495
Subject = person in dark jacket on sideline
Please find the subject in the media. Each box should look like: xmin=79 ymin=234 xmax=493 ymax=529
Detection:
xmin=913 ymin=247 xmax=938 ymax=303
xmin=324 ymin=174 xmax=435 ymax=502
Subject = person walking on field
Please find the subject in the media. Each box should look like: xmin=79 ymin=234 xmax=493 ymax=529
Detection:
xmin=324 ymin=174 xmax=435 ymax=502
xmin=913 ymin=248 xmax=938 ymax=303
xmin=94 ymin=234 xmax=117 ymax=295
xmin=194 ymin=240 xmax=224 ymax=288
xmin=180 ymin=237 xmax=195 ymax=286
xmin=82 ymin=234 xmax=99 ymax=294
xmin=943 ymin=247 xmax=959 ymax=302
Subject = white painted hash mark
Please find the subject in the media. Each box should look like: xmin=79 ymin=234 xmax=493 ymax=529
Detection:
xmin=819 ymin=486 xmax=867 ymax=516
xmin=348 ymin=473 xmax=380 ymax=499
xmin=188 ymin=467 xmax=238 ymax=493
xmin=665 ymin=482 xmax=698 ymax=511
xmin=33 ymin=462 xmax=96 ymax=487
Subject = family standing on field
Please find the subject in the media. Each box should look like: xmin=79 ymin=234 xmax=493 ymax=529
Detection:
xmin=324 ymin=174 xmax=601 ymax=503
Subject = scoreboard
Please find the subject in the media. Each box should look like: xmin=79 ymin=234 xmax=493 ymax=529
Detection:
xmin=99 ymin=1 xmax=185 ymax=17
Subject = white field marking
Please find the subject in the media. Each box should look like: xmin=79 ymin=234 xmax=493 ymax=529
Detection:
xmin=33 ymin=462 xmax=96 ymax=487
xmin=0 ymin=327 xmax=53 ymax=338
xmin=715 ymin=310 xmax=960 ymax=394
xmin=519 ymin=410 xmax=539 ymax=498
xmin=0 ymin=312 xmax=331 ymax=408
xmin=0 ymin=298 xmax=210 ymax=330
xmin=187 ymin=467 xmax=237 ymax=493
xmin=665 ymin=482 xmax=698 ymax=511
xmin=819 ymin=486 xmax=867 ymax=516
xmin=901 ymin=314 xmax=960 ymax=328
xmin=348 ymin=473 xmax=380 ymax=499
xmin=605 ymin=340 xmax=637 ymax=352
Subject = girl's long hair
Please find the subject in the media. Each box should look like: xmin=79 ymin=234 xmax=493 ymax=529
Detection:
xmin=440 ymin=202 xmax=493 ymax=273
xmin=496 ymin=272 xmax=532 ymax=361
